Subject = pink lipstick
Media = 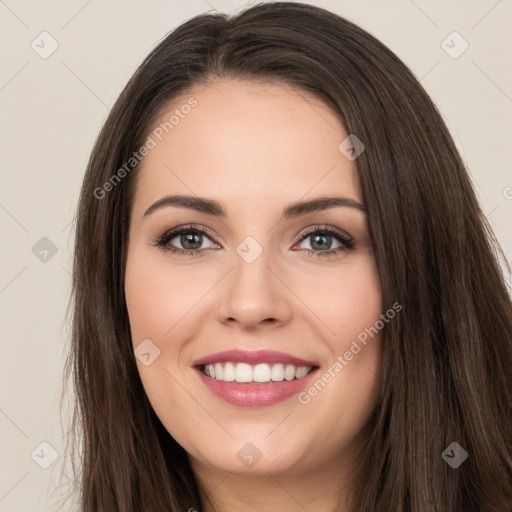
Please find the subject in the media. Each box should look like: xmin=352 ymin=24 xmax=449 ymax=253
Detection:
xmin=192 ymin=349 xmax=320 ymax=407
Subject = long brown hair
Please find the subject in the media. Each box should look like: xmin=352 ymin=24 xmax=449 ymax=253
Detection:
xmin=62 ymin=2 xmax=512 ymax=510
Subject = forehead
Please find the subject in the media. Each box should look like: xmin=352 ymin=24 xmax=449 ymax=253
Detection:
xmin=131 ymin=79 xmax=362 ymax=218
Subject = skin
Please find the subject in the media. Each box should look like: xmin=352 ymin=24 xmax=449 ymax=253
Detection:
xmin=124 ymin=78 xmax=383 ymax=512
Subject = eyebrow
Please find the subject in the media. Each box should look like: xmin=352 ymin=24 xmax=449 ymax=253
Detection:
xmin=143 ymin=194 xmax=367 ymax=219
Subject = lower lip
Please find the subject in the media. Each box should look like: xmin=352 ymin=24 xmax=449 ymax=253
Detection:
xmin=195 ymin=367 xmax=319 ymax=407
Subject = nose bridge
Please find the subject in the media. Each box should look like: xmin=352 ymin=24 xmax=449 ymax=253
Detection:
xmin=215 ymin=234 xmax=291 ymax=328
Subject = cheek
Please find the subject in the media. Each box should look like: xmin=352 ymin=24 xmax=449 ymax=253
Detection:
xmin=304 ymin=255 xmax=383 ymax=347
xmin=124 ymin=248 xmax=203 ymax=344
xmin=298 ymin=255 xmax=383 ymax=413
xmin=124 ymin=247 xmax=200 ymax=423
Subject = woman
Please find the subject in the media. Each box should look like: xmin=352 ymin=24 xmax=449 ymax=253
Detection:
xmin=63 ymin=2 xmax=512 ymax=511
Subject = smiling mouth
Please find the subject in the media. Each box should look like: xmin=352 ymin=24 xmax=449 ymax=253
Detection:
xmin=198 ymin=362 xmax=318 ymax=383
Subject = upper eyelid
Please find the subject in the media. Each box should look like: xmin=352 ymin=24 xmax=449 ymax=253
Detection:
xmin=299 ymin=225 xmax=352 ymax=240
xmin=159 ymin=224 xmax=353 ymax=247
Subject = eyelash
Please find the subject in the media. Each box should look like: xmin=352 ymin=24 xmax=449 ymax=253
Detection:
xmin=153 ymin=223 xmax=355 ymax=259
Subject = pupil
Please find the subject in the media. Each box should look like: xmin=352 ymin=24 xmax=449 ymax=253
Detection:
xmin=311 ymin=234 xmax=331 ymax=250
xmin=182 ymin=232 xmax=201 ymax=250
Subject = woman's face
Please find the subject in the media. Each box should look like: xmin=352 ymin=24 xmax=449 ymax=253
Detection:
xmin=125 ymin=79 xmax=383 ymax=480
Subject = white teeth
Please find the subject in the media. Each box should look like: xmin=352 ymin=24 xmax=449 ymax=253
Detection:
xmin=223 ymin=362 xmax=236 ymax=381
xmin=253 ymin=363 xmax=271 ymax=382
xmin=284 ymin=364 xmax=296 ymax=381
xmin=235 ymin=363 xmax=253 ymax=383
xmin=203 ymin=362 xmax=314 ymax=383
xmin=271 ymin=363 xmax=285 ymax=382
xmin=296 ymin=366 xmax=308 ymax=379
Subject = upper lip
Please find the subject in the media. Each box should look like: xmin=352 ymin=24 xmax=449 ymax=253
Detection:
xmin=192 ymin=349 xmax=319 ymax=368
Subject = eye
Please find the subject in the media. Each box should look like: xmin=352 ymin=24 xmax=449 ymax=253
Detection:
xmin=152 ymin=224 xmax=355 ymax=258
xmin=153 ymin=224 xmax=219 ymax=256
xmin=292 ymin=226 xmax=355 ymax=258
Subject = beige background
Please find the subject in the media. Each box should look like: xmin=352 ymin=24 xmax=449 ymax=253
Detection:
xmin=0 ymin=0 xmax=511 ymax=510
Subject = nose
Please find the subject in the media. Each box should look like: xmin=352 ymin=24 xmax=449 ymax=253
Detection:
xmin=215 ymin=246 xmax=293 ymax=331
